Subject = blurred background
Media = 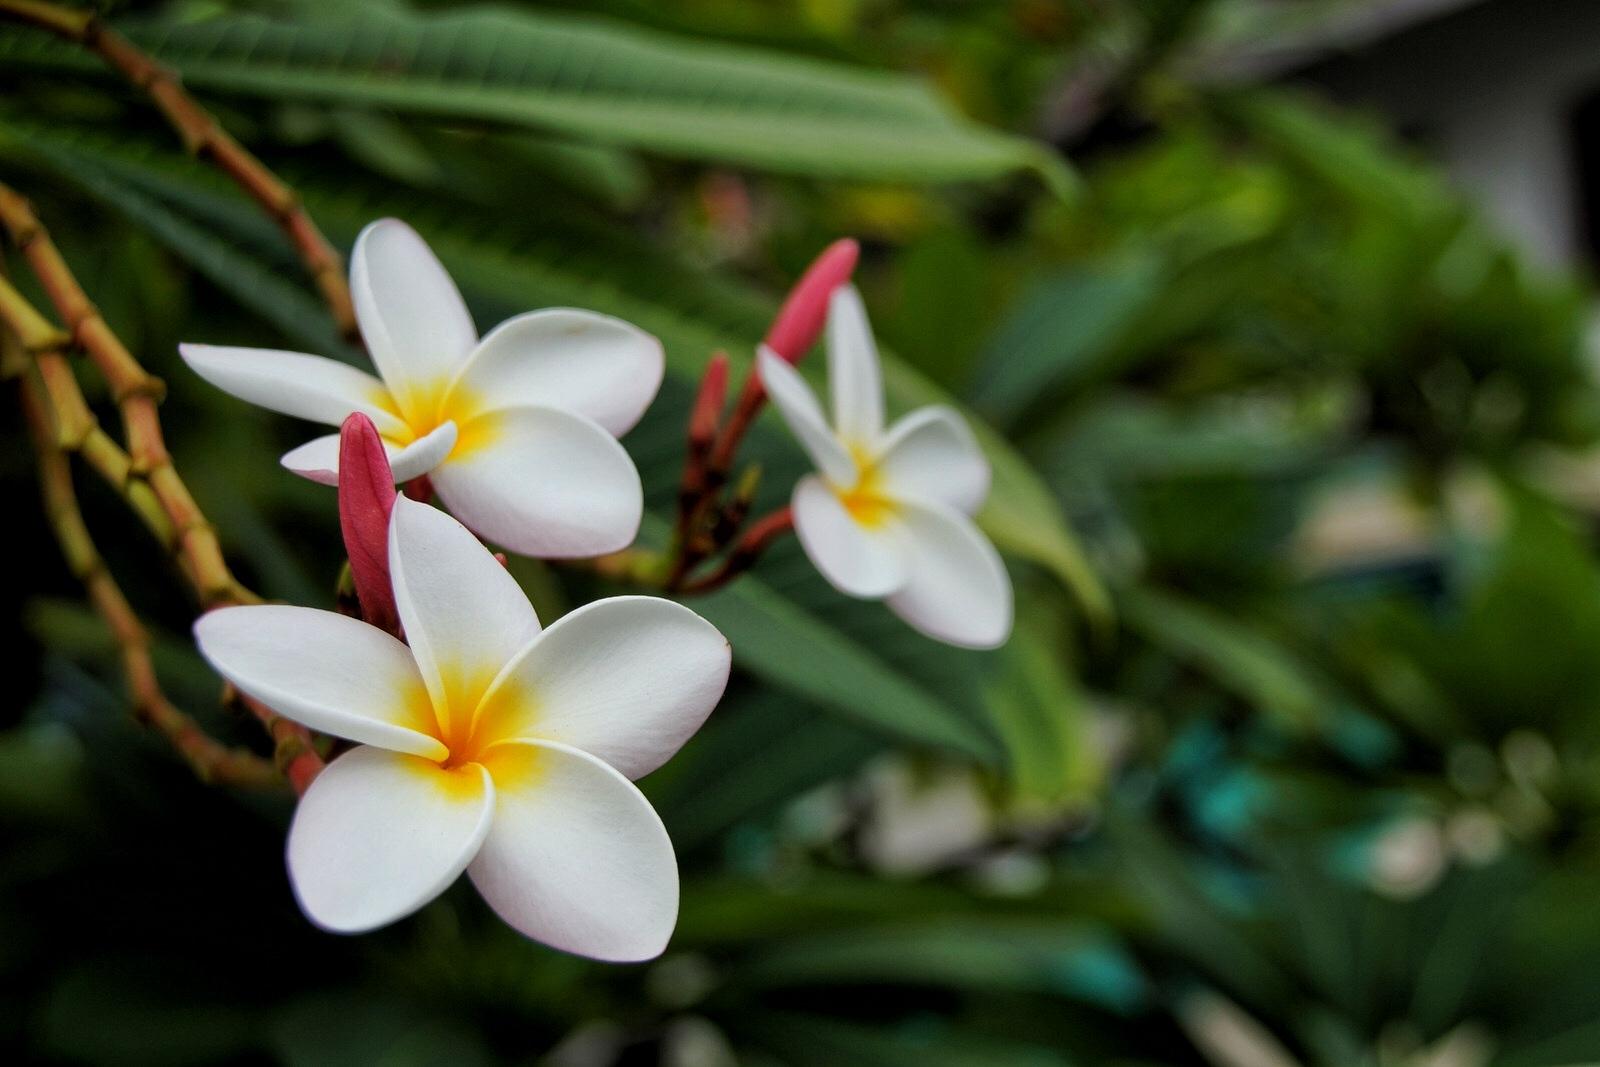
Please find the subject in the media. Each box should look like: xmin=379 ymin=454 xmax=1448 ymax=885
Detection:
xmin=5 ymin=1 xmax=1600 ymax=1064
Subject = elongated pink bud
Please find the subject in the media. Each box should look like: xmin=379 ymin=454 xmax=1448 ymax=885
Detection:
xmin=338 ymin=413 xmax=399 ymax=634
xmin=763 ymin=238 xmax=859 ymax=363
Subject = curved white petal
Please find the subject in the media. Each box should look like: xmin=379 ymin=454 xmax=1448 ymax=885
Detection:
xmin=827 ymin=286 xmax=884 ymax=446
xmin=279 ymin=435 xmax=344 ymax=486
xmin=280 ymin=421 xmax=458 ymax=487
xmin=469 ymin=740 xmax=677 ymax=962
xmin=885 ymin=501 xmax=1013 ymax=649
xmin=791 ymin=475 xmax=907 ymax=598
xmin=431 ymin=405 xmax=643 ymax=558
xmin=475 ymin=596 xmax=730 ymax=778
xmin=287 ymin=746 xmax=493 ymax=933
xmin=876 ymin=406 xmax=990 ymax=516
xmin=389 ymin=497 xmax=541 ymax=736
xmin=350 ymin=219 xmax=477 ymax=415
xmin=193 ymin=605 xmax=444 ymax=759
xmin=179 ymin=344 xmax=405 ymax=437
xmin=449 ymin=309 xmax=663 ymax=436
xmin=390 ymin=421 xmax=460 ymax=482
xmin=756 ymin=347 xmax=855 ymax=485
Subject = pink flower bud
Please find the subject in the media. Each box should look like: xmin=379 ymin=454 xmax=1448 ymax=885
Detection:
xmin=763 ymin=238 xmax=859 ymax=363
xmin=338 ymin=413 xmax=400 ymax=634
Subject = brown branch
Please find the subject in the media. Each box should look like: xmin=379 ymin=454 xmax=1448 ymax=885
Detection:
xmin=0 ymin=0 xmax=358 ymax=340
xmin=0 ymin=183 xmax=253 ymax=607
xmin=15 ymin=348 xmax=278 ymax=789
xmin=0 ymin=270 xmax=178 ymax=558
xmin=0 ymin=187 xmax=325 ymax=792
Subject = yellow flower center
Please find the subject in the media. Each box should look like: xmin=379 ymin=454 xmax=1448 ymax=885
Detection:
xmin=837 ymin=446 xmax=898 ymax=528
xmin=398 ymin=665 xmax=544 ymax=791
xmin=372 ymin=378 xmax=501 ymax=460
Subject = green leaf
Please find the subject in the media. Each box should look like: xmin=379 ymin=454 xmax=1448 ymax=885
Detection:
xmin=1121 ymin=586 xmax=1333 ymax=733
xmin=0 ymin=6 xmax=1068 ymax=187
xmin=969 ymin=253 xmax=1166 ymax=429
xmin=731 ymin=918 xmax=1148 ymax=1010
xmin=683 ymin=546 xmax=1001 ymax=763
xmin=733 ymin=1012 xmax=1074 ymax=1067
xmin=987 ymin=596 xmax=1102 ymax=800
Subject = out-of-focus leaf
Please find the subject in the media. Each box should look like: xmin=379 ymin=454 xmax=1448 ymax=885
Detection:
xmin=646 ymin=687 xmax=880 ymax=852
xmin=0 ymin=7 xmax=1070 ymax=187
xmin=692 ymin=571 xmax=1001 ymax=761
xmin=734 ymin=1011 xmax=1074 ymax=1067
xmin=969 ymin=253 xmax=1165 ymax=428
xmin=732 ymin=918 xmax=1148 ymax=1011
xmin=987 ymin=595 xmax=1101 ymax=800
xmin=0 ymin=122 xmax=350 ymax=359
xmin=1121 ymin=585 xmax=1335 ymax=733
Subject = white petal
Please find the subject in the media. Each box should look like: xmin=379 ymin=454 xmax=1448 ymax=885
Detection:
xmin=350 ymin=219 xmax=477 ymax=415
xmin=287 ymin=746 xmax=493 ymax=933
xmin=474 ymin=596 xmax=730 ymax=778
xmin=431 ymin=405 xmax=643 ymax=558
xmin=279 ymin=435 xmax=344 ymax=486
xmin=388 ymin=497 xmax=541 ymax=736
xmin=876 ymin=406 xmax=990 ymax=516
xmin=469 ymin=740 xmax=677 ymax=962
xmin=279 ymin=422 xmax=458 ymax=487
xmin=886 ymin=501 xmax=1014 ymax=649
xmin=756 ymin=346 xmax=855 ymax=485
xmin=178 ymin=343 xmax=405 ymax=437
xmin=791 ymin=475 xmax=907 ymax=598
xmin=193 ymin=605 xmax=444 ymax=759
xmin=449 ymin=309 xmax=663 ymax=436
xmin=390 ymin=421 xmax=460 ymax=482
xmin=827 ymin=286 xmax=884 ymax=446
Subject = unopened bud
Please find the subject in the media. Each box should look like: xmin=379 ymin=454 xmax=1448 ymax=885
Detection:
xmin=763 ymin=238 xmax=859 ymax=363
xmin=337 ymin=412 xmax=400 ymax=634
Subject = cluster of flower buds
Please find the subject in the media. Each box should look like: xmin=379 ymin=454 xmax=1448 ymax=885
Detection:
xmin=184 ymin=220 xmax=1011 ymax=958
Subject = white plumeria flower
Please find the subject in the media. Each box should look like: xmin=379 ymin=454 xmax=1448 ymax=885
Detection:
xmin=194 ymin=497 xmax=730 ymax=961
xmin=180 ymin=219 xmax=661 ymax=557
xmin=757 ymin=286 xmax=1013 ymax=649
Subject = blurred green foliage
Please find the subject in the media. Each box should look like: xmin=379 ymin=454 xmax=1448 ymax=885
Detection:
xmin=5 ymin=1 xmax=1600 ymax=1064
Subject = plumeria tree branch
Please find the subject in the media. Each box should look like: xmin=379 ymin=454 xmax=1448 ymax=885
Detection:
xmin=15 ymin=366 xmax=281 ymax=788
xmin=0 ymin=183 xmax=325 ymax=791
xmin=0 ymin=0 xmax=359 ymax=341
xmin=0 ymin=183 xmax=250 ymax=607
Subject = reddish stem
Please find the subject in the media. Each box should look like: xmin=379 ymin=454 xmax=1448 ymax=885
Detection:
xmin=675 ymin=506 xmax=794 ymax=595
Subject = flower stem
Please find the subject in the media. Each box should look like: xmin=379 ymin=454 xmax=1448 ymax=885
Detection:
xmin=0 ymin=0 xmax=358 ymax=341
xmin=674 ymin=507 xmax=794 ymax=595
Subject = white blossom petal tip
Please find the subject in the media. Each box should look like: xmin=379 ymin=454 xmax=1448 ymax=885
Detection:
xmin=468 ymin=740 xmax=679 ymax=961
xmin=886 ymin=502 xmax=1013 ymax=649
xmin=454 ymin=309 xmax=665 ymax=436
xmin=287 ymin=747 xmax=493 ymax=933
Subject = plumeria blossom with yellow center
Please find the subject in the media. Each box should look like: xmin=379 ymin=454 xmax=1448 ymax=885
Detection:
xmin=758 ymin=286 xmax=1013 ymax=649
xmin=193 ymin=497 xmax=730 ymax=961
xmin=180 ymin=218 xmax=661 ymax=557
